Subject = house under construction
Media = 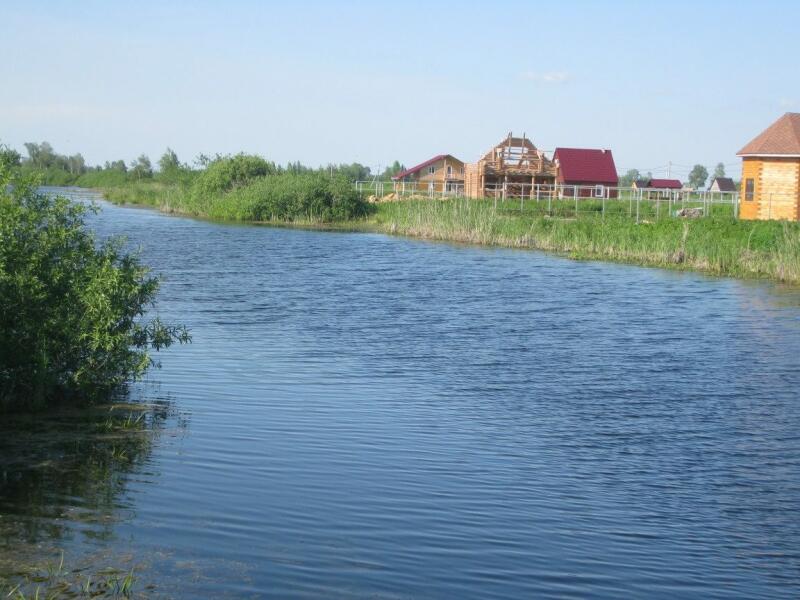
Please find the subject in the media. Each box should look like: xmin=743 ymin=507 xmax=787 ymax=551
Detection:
xmin=464 ymin=133 xmax=558 ymax=199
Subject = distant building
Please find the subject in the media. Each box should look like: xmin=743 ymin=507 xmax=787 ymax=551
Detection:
xmin=552 ymin=147 xmax=618 ymax=197
xmin=392 ymin=154 xmax=465 ymax=194
xmin=647 ymin=178 xmax=683 ymax=191
xmin=737 ymin=112 xmax=800 ymax=221
xmin=631 ymin=178 xmax=683 ymax=198
xmin=708 ymin=177 xmax=737 ymax=193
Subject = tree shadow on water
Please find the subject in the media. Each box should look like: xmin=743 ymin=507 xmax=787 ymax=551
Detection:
xmin=0 ymin=395 xmax=186 ymax=593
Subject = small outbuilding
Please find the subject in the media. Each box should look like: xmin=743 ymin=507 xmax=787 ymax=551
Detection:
xmin=552 ymin=147 xmax=618 ymax=197
xmin=708 ymin=177 xmax=737 ymax=193
xmin=737 ymin=112 xmax=800 ymax=221
xmin=647 ymin=178 xmax=683 ymax=191
xmin=392 ymin=154 xmax=465 ymax=194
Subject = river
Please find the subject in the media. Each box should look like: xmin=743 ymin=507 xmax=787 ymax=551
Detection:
xmin=2 ymin=189 xmax=800 ymax=598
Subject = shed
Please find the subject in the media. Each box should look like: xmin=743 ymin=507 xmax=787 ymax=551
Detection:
xmin=647 ymin=178 xmax=683 ymax=190
xmin=737 ymin=112 xmax=800 ymax=221
xmin=708 ymin=177 xmax=737 ymax=193
xmin=553 ymin=148 xmax=618 ymax=197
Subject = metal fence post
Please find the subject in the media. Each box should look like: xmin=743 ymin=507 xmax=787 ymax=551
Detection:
xmin=574 ymin=186 xmax=578 ymax=218
xmin=636 ymin=192 xmax=640 ymax=224
xmin=602 ymin=187 xmax=606 ymax=219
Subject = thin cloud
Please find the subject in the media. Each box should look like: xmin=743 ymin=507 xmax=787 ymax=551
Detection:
xmin=521 ymin=71 xmax=570 ymax=84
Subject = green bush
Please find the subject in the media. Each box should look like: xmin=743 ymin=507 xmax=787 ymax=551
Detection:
xmin=0 ymin=168 xmax=190 ymax=411
xmin=192 ymin=154 xmax=276 ymax=198
xmin=223 ymin=172 xmax=368 ymax=222
xmin=75 ymin=168 xmax=130 ymax=188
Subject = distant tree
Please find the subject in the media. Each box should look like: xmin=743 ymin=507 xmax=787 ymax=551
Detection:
xmin=194 ymin=153 xmax=211 ymax=169
xmin=130 ymin=154 xmax=153 ymax=180
xmin=381 ymin=160 xmax=406 ymax=179
xmin=110 ymin=159 xmax=127 ymax=173
xmin=158 ymin=148 xmax=181 ymax=173
xmin=66 ymin=153 xmax=86 ymax=176
xmin=619 ymin=168 xmax=641 ymax=187
xmin=688 ymin=164 xmax=709 ymax=189
xmin=331 ymin=163 xmax=371 ymax=182
xmin=24 ymin=142 xmax=56 ymax=169
xmin=0 ymin=143 xmax=21 ymax=169
xmin=713 ymin=162 xmax=725 ymax=179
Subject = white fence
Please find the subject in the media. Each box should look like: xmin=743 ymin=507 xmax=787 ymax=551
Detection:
xmin=355 ymin=180 xmax=741 ymax=220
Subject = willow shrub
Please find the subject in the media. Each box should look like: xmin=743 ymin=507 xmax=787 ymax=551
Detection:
xmin=0 ymin=168 xmax=190 ymax=411
xmin=219 ymin=172 xmax=368 ymax=222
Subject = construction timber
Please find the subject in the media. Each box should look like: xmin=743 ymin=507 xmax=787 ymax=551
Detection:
xmin=464 ymin=133 xmax=558 ymax=199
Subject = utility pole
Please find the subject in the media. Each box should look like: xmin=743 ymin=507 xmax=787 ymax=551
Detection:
xmin=667 ymin=161 xmax=672 ymax=178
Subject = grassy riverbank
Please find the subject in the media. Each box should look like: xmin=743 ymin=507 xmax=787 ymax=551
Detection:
xmin=94 ymin=178 xmax=800 ymax=284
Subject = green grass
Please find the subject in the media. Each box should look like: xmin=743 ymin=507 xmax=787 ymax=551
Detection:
xmin=90 ymin=179 xmax=800 ymax=284
xmin=367 ymin=198 xmax=800 ymax=283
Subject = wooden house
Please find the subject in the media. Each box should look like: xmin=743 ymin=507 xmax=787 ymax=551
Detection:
xmin=737 ymin=113 xmax=800 ymax=221
xmin=708 ymin=177 xmax=737 ymax=193
xmin=464 ymin=133 xmax=557 ymax=198
xmin=553 ymin=147 xmax=618 ymax=197
xmin=391 ymin=154 xmax=465 ymax=194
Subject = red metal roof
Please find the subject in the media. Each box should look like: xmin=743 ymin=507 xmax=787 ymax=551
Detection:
xmin=392 ymin=154 xmax=450 ymax=180
xmin=553 ymin=148 xmax=618 ymax=184
xmin=648 ymin=178 xmax=683 ymax=189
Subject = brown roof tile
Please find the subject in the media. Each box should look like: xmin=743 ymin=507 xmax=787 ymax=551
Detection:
xmin=738 ymin=113 xmax=800 ymax=156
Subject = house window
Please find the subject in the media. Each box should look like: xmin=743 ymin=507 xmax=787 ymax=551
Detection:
xmin=745 ymin=178 xmax=754 ymax=201
xmin=428 ymin=165 xmax=435 ymax=175
xmin=447 ymin=165 xmax=452 ymax=176
xmin=594 ymin=184 xmax=604 ymax=198
xmin=460 ymin=167 xmax=464 ymax=175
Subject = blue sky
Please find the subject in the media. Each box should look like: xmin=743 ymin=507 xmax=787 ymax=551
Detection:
xmin=2 ymin=0 xmax=799 ymax=180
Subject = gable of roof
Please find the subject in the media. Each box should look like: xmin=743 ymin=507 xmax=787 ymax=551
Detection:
xmin=710 ymin=177 xmax=736 ymax=192
xmin=648 ymin=178 xmax=683 ymax=189
xmin=553 ymin=147 xmax=618 ymax=184
xmin=633 ymin=179 xmax=650 ymax=188
xmin=738 ymin=113 xmax=800 ymax=156
xmin=392 ymin=154 xmax=463 ymax=180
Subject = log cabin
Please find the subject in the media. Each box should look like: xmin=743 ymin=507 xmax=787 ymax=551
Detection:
xmin=737 ymin=113 xmax=800 ymax=221
xmin=391 ymin=154 xmax=465 ymax=195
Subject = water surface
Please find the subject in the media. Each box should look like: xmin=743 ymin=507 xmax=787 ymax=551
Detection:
xmin=2 ymin=189 xmax=800 ymax=598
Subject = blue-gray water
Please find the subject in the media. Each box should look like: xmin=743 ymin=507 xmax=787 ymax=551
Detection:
xmin=2 ymin=190 xmax=800 ymax=598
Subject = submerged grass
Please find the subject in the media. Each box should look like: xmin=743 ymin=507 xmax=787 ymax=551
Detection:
xmin=1 ymin=554 xmax=138 ymax=599
xmin=94 ymin=179 xmax=800 ymax=284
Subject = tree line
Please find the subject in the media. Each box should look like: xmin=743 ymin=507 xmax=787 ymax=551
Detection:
xmin=0 ymin=140 xmax=405 ymax=184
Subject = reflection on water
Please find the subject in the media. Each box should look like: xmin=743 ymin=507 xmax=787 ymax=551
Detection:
xmin=0 ymin=398 xmax=184 ymax=582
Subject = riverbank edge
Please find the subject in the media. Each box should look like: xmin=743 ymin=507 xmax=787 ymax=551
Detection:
xmin=89 ymin=186 xmax=800 ymax=286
